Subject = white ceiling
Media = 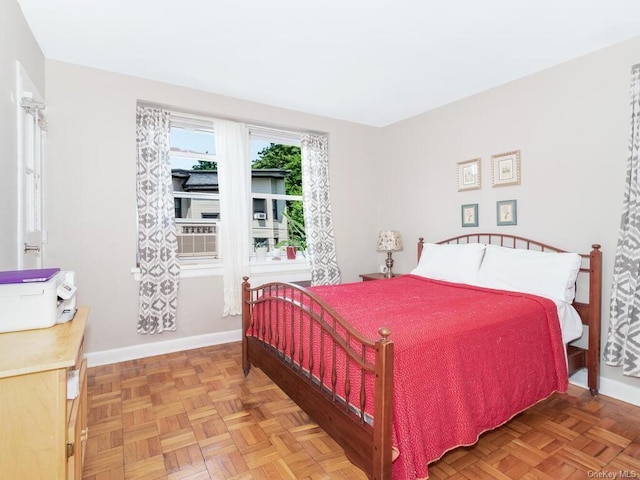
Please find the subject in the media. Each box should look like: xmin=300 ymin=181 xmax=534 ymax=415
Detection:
xmin=17 ymin=0 xmax=640 ymax=127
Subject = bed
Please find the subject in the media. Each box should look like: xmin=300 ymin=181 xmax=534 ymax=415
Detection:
xmin=241 ymin=233 xmax=602 ymax=480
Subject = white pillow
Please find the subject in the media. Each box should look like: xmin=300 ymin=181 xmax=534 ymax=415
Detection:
xmin=475 ymin=244 xmax=582 ymax=303
xmin=411 ymin=242 xmax=486 ymax=284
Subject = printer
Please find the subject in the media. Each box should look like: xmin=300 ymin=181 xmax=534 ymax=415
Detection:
xmin=0 ymin=268 xmax=77 ymax=333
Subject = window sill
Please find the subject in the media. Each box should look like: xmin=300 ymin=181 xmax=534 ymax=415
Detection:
xmin=131 ymin=257 xmax=310 ymax=281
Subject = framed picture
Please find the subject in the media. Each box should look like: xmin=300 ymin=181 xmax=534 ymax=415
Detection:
xmin=496 ymin=199 xmax=517 ymax=226
xmin=457 ymin=158 xmax=481 ymax=191
xmin=491 ymin=150 xmax=521 ymax=187
xmin=461 ymin=203 xmax=478 ymax=227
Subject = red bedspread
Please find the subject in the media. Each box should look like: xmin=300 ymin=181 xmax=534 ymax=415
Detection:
xmin=250 ymin=275 xmax=568 ymax=479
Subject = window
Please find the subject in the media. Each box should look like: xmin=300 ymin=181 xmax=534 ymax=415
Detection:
xmin=169 ymin=113 xmax=305 ymax=263
xmin=249 ymin=127 xmax=304 ymax=255
xmin=17 ymin=64 xmax=46 ymax=269
xmin=170 ymin=116 xmax=219 ymax=259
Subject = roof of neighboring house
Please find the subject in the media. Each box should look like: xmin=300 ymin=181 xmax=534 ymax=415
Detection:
xmin=250 ymin=169 xmax=289 ymax=179
xmin=184 ymin=171 xmax=219 ymax=189
xmin=172 ymin=168 xmax=289 ymax=192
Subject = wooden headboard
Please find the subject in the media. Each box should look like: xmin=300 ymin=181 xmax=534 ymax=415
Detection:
xmin=418 ymin=233 xmax=602 ymax=395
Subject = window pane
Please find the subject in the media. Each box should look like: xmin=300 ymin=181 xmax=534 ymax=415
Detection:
xmin=250 ymin=142 xmax=301 ymax=195
xmin=170 ymin=128 xmax=215 ymax=156
xmin=253 ymin=198 xmax=266 ymax=216
xmin=250 ymin=140 xmax=304 ymax=252
xmin=283 ymin=200 xmax=305 ymax=249
xmin=170 ymin=124 xmax=218 ymax=259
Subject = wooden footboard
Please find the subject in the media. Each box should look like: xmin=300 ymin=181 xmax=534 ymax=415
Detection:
xmin=242 ymin=279 xmax=394 ymax=480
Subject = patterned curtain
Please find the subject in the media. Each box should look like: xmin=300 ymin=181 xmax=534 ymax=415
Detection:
xmin=214 ymin=118 xmax=250 ymax=316
xmin=605 ymin=63 xmax=640 ymax=377
xmin=301 ymin=134 xmax=341 ymax=285
xmin=135 ymin=106 xmax=180 ymax=334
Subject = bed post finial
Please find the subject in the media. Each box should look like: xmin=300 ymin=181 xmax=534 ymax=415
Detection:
xmin=378 ymin=327 xmax=392 ymax=343
xmin=418 ymin=237 xmax=425 ymax=263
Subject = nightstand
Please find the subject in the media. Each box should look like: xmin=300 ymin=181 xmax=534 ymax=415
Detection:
xmin=359 ymin=272 xmax=397 ymax=281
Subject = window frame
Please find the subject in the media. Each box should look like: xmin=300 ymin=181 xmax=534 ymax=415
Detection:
xmin=248 ymin=126 xmax=304 ymax=259
xmin=162 ymin=112 xmax=309 ymax=273
xmin=169 ymin=121 xmax=220 ymax=262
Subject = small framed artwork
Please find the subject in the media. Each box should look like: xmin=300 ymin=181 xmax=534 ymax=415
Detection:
xmin=491 ymin=150 xmax=521 ymax=187
xmin=496 ymin=199 xmax=517 ymax=226
xmin=461 ymin=203 xmax=478 ymax=227
xmin=457 ymin=158 xmax=481 ymax=191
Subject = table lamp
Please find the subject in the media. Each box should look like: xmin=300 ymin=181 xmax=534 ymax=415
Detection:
xmin=376 ymin=230 xmax=402 ymax=278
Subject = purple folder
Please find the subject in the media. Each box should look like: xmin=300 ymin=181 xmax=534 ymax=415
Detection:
xmin=0 ymin=268 xmax=60 ymax=284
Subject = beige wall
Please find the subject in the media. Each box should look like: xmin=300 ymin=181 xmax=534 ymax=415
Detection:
xmin=0 ymin=0 xmax=45 ymax=269
xmin=44 ymin=60 xmax=381 ymax=354
xmin=379 ymin=36 xmax=640 ymax=392
xmin=7 ymin=0 xmax=640 ymax=397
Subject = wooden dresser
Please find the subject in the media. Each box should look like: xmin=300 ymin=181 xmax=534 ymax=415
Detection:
xmin=0 ymin=306 xmax=88 ymax=479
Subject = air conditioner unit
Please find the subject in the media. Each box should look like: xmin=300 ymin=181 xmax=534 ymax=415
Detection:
xmin=253 ymin=212 xmax=267 ymax=220
xmin=177 ymin=223 xmax=217 ymax=257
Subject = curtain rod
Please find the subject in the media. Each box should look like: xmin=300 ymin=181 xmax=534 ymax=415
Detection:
xmin=137 ymin=100 xmax=327 ymax=137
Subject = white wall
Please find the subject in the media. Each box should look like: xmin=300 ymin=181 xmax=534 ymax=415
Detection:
xmin=44 ymin=60 xmax=382 ymax=356
xmin=0 ymin=0 xmax=44 ymax=269
xmin=9 ymin=0 xmax=639 ymax=400
xmin=380 ymin=36 xmax=640 ymax=394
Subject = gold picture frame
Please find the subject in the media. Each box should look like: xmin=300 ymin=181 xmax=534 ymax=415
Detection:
xmin=457 ymin=158 xmax=481 ymax=191
xmin=491 ymin=150 xmax=521 ymax=187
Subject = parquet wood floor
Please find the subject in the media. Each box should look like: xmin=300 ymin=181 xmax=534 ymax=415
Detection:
xmin=82 ymin=342 xmax=640 ymax=480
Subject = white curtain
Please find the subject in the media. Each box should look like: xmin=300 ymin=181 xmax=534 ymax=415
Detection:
xmin=215 ymin=118 xmax=251 ymax=316
xmin=301 ymin=133 xmax=342 ymax=285
xmin=605 ymin=64 xmax=640 ymax=377
xmin=135 ymin=106 xmax=180 ymax=334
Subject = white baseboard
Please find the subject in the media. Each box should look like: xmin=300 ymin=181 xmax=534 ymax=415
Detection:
xmin=569 ymin=370 xmax=640 ymax=407
xmin=85 ymin=329 xmax=243 ymax=367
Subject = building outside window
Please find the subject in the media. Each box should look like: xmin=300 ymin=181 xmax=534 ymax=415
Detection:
xmin=169 ymin=114 xmax=304 ymax=262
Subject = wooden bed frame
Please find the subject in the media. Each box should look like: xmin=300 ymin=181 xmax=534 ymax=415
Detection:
xmin=242 ymin=233 xmax=602 ymax=480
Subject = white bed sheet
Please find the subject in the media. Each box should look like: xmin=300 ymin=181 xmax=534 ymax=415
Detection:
xmin=551 ymin=299 xmax=584 ymax=344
